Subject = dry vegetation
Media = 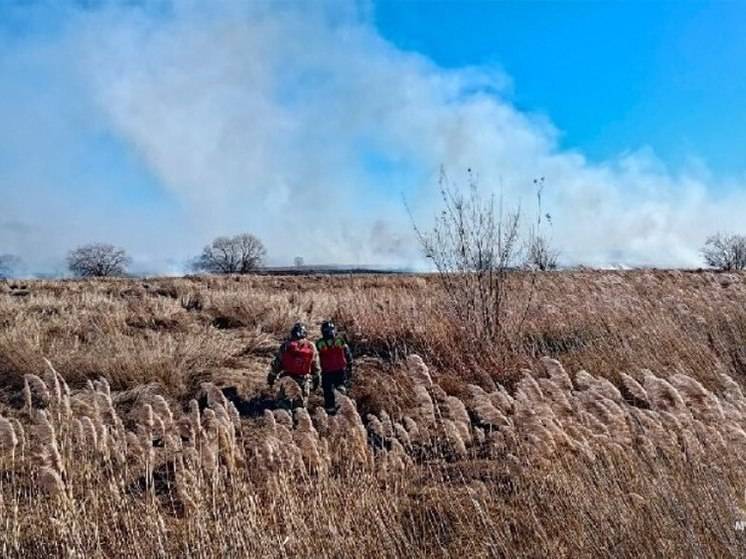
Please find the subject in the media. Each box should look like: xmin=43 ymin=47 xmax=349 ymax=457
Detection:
xmin=2 ymin=270 xmax=746 ymax=557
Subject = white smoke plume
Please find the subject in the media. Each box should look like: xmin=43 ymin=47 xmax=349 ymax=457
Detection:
xmin=1 ymin=0 xmax=745 ymax=274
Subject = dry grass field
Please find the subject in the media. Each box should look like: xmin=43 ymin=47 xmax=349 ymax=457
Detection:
xmin=2 ymin=270 xmax=746 ymax=557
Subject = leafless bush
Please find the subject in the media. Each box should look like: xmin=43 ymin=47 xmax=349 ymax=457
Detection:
xmin=411 ymin=169 xmax=527 ymax=351
xmin=67 ymin=244 xmax=130 ymax=277
xmin=702 ymin=232 xmax=746 ymax=271
xmin=193 ymin=233 xmax=266 ymax=274
xmin=524 ymin=177 xmax=559 ymax=271
xmin=525 ymin=234 xmax=559 ymax=271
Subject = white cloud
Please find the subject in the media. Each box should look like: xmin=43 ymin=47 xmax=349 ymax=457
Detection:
xmin=1 ymin=0 xmax=745 ymax=273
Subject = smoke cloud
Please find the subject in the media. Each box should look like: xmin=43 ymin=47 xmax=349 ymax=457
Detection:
xmin=1 ymin=1 xmax=745 ymax=274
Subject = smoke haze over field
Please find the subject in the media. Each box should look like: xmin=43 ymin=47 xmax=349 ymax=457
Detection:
xmin=2 ymin=1 xmax=746 ymax=275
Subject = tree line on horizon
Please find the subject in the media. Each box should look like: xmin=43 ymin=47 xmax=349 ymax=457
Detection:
xmin=1 ymin=230 xmax=745 ymax=280
xmin=0 ymin=233 xmax=268 ymax=280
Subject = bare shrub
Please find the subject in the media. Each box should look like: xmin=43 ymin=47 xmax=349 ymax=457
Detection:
xmin=525 ymin=234 xmax=559 ymax=271
xmin=410 ymin=169 xmax=534 ymax=372
xmin=702 ymin=232 xmax=746 ymax=271
xmin=192 ymin=233 xmax=266 ymax=274
xmin=412 ymin=170 xmax=521 ymax=339
xmin=67 ymin=244 xmax=130 ymax=277
xmin=524 ymin=178 xmax=559 ymax=271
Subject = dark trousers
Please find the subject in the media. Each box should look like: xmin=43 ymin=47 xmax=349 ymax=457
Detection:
xmin=322 ymin=371 xmax=346 ymax=412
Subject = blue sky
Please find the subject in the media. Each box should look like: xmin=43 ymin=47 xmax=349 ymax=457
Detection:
xmin=376 ymin=1 xmax=746 ymax=175
xmin=1 ymin=0 xmax=746 ymax=274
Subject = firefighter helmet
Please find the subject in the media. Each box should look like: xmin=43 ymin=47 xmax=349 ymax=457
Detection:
xmin=321 ymin=320 xmax=336 ymax=339
xmin=290 ymin=322 xmax=307 ymax=340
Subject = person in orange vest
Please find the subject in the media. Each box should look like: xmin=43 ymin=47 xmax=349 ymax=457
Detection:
xmin=316 ymin=320 xmax=353 ymax=414
xmin=267 ymin=322 xmax=321 ymax=404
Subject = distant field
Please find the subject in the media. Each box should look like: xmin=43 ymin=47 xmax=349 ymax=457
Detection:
xmin=1 ymin=271 xmax=746 ymax=557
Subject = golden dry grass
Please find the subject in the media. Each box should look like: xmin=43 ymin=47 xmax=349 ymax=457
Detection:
xmin=1 ymin=270 xmax=746 ymax=557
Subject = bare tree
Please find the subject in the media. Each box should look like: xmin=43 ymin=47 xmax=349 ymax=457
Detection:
xmin=193 ymin=234 xmax=266 ymax=274
xmin=702 ymin=233 xmax=746 ymax=271
xmin=0 ymin=254 xmax=21 ymax=279
xmin=411 ymin=169 xmax=524 ymax=344
xmin=67 ymin=244 xmax=131 ymax=277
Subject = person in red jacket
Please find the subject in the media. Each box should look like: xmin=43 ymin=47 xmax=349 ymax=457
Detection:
xmin=268 ymin=322 xmax=321 ymax=405
xmin=316 ymin=320 xmax=353 ymax=414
